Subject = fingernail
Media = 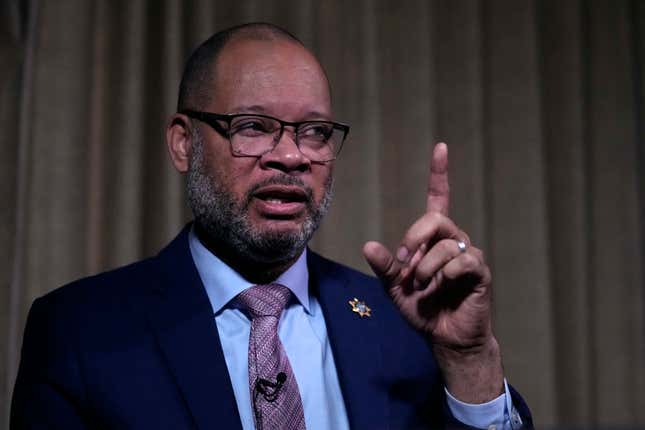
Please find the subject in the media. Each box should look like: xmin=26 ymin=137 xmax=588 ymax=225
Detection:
xmin=396 ymin=246 xmax=409 ymax=263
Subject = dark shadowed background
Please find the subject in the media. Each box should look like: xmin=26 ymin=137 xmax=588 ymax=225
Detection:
xmin=1 ymin=0 xmax=644 ymax=428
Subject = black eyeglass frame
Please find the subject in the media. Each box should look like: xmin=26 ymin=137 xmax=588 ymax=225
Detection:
xmin=180 ymin=109 xmax=350 ymax=162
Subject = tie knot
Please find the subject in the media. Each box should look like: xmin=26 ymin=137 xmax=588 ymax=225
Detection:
xmin=238 ymin=284 xmax=291 ymax=318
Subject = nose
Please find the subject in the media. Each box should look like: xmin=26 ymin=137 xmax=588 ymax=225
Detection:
xmin=259 ymin=128 xmax=311 ymax=173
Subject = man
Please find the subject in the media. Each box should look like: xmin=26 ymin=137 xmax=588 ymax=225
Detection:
xmin=11 ymin=23 xmax=533 ymax=429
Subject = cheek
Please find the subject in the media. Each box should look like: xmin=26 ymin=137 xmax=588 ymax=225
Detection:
xmin=312 ymin=165 xmax=333 ymax=199
xmin=203 ymin=147 xmax=257 ymax=194
xmin=228 ymin=160 xmax=261 ymax=186
xmin=221 ymin=168 xmax=255 ymax=201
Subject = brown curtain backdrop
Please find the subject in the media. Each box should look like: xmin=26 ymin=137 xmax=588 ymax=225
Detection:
xmin=2 ymin=0 xmax=644 ymax=428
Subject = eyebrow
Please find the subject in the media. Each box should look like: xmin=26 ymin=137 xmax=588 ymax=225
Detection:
xmin=229 ymin=105 xmax=332 ymax=121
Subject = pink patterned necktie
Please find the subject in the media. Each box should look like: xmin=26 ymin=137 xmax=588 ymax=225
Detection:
xmin=237 ymin=284 xmax=306 ymax=430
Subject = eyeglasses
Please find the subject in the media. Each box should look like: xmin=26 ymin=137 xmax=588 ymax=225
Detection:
xmin=181 ymin=110 xmax=349 ymax=163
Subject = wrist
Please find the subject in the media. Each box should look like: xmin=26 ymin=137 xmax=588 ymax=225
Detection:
xmin=433 ymin=337 xmax=505 ymax=404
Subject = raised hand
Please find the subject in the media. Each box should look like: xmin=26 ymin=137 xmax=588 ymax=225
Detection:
xmin=362 ymin=142 xmax=504 ymax=403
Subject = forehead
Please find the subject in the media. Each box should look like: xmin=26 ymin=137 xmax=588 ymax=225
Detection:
xmin=210 ymin=38 xmax=331 ymax=118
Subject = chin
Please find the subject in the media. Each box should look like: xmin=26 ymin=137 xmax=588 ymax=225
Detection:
xmin=257 ymin=218 xmax=306 ymax=233
xmin=243 ymin=219 xmax=314 ymax=261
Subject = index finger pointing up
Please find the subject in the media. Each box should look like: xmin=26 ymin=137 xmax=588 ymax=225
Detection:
xmin=426 ymin=142 xmax=450 ymax=215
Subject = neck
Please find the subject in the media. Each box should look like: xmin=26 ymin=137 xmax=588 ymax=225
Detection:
xmin=194 ymin=223 xmax=303 ymax=284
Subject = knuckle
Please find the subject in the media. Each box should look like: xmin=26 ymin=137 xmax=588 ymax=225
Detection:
xmin=414 ymin=266 xmax=433 ymax=286
xmin=403 ymin=220 xmax=425 ymax=246
xmin=437 ymin=238 xmax=453 ymax=253
xmin=430 ymin=211 xmax=444 ymax=224
xmin=404 ymin=213 xmax=441 ymax=247
xmin=475 ymin=248 xmax=487 ymax=264
xmin=424 ymin=211 xmax=442 ymax=225
xmin=482 ymin=266 xmax=492 ymax=284
xmin=462 ymin=253 xmax=480 ymax=271
xmin=415 ymin=257 xmax=437 ymax=282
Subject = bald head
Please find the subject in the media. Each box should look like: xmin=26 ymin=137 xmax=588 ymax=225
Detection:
xmin=177 ymin=23 xmax=326 ymax=112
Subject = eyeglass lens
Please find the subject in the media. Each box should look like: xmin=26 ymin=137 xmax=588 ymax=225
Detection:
xmin=228 ymin=115 xmax=341 ymax=161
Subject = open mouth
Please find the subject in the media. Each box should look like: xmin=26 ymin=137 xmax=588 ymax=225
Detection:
xmin=252 ymin=185 xmax=310 ymax=217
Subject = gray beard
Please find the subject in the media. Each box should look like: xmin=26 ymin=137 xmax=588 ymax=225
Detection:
xmin=186 ymin=129 xmax=333 ymax=264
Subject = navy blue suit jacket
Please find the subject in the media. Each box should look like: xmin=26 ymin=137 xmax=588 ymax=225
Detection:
xmin=11 ymin=226 xmax=533 ymax=429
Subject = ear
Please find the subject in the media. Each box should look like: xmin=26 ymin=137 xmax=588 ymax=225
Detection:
xmin=166 ymin=113 xmax=193 ymax=173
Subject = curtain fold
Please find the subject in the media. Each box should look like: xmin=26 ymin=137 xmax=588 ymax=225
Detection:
xmin=3 ymin=0 xmax=644 ymax=427
xmin=2 ymin=0 xmax=36 ymax=424
xmin=540 ymin=0 xmax=592 ymax=422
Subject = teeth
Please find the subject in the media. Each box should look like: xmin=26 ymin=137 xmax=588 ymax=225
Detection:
xmin=266 ymin=198 xmax=285 ymax=204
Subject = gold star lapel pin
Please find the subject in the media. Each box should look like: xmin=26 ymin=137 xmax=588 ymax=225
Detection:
xmin=348 ymin=298 xmax=371 ymax=318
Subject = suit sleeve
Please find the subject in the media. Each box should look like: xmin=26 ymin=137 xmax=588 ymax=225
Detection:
xmin=11 ymin=298 xmax=89 ymax=430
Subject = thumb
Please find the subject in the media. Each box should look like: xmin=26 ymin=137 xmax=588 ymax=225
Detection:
xmin=362 ymin=241 xmax=403 ymax=287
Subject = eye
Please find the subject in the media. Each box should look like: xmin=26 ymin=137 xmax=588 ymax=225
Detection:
xmin=299 ymin=122 xmax=333 ymax=141
xmin=230 ymin=117 xmax=275 ymax=137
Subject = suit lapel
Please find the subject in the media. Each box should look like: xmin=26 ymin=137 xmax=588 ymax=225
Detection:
xmin=141 ymin=230 xmax=393 ymax=429
xmin=144 ymin=227 xmax=242 ymax=430
xmin=309 ymin=252 xmax=390 ymax=429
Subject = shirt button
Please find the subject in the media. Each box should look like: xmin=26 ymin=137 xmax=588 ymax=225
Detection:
xmin=511 ymin=410 xmax=523 ymax=428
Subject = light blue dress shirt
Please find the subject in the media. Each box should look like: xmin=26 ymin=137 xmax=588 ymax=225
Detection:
xmin=188 ymin=229 xmax=520 ymax=429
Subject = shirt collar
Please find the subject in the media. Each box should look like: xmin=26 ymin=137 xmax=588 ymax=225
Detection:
xmin=188 ymin=227 xmax=311 ymax=315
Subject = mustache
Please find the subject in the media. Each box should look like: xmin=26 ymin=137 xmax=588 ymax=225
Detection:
xmin=245 ymin=175 xmax=315 ymax=205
